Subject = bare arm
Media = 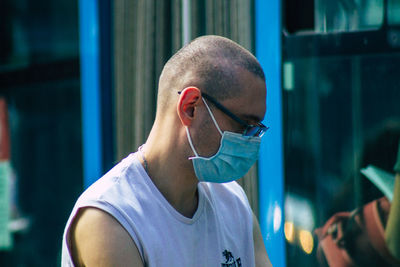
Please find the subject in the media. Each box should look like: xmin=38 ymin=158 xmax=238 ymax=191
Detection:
xmin=253 ymin=213 xmax=273 ymax=267
xmin=385 ymin=143 xmax=400 ymax=260
xmin=69 ymin=207 xmax=144 ymax=267
xmin=385 ymin=174 xmax=400 ymax=260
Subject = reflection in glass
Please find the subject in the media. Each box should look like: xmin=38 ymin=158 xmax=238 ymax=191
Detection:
xmin=0 ymin=0 xmax=79 ymax=70
xmin=314 ymin=0 xmax=383 ymax=32
xmin=283 ymin=54 xmax=400 ymax=266
xmin=388 ymin=0 xmax=400 ymax=25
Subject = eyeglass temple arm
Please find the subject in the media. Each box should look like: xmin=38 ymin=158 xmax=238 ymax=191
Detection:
xmin=177 ymin=91 xmax=249 ymax=127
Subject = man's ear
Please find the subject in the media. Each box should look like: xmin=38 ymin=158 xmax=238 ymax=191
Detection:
xmin=177 ymin=87 xmax=202 ymax=126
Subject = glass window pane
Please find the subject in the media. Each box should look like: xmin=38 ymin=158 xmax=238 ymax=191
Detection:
xmin=0 ymin=0 xmax=82 ymax=265
xmin=0 ymin=0 xmax=79 ymax=70
xmin=0 ymin=79 xmax=83 ymax=266
xmin=283 ymin=53 xmax=400 ymax=266
xmin=388 ymin=0 xmax=400 ymax=25
xmin=315 ymin=0 xmax=384 ymax=32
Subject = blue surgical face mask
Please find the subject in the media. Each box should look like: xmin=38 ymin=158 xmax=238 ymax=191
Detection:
xmin=186 ymin=98 xmax=261 ymax=183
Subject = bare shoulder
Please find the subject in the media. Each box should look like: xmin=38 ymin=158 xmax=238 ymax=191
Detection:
xmin=69 ymin=207 xmax=144 ymax=267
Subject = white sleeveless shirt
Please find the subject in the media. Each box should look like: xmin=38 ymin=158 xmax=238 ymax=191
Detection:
xmin=62 ymin=152 xmax=255 ymax=267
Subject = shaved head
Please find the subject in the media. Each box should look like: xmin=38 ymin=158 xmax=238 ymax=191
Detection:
xmin=156 ymin=35 xmax=265 ymax=117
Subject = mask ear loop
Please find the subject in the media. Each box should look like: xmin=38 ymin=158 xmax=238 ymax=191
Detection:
xmin=185 ymin=127 xmax=199 ymax=158
xmin=202 ymin=98 xmax=223 ymax=136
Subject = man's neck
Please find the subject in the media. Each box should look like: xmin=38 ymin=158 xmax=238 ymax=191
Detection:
xmin=139 ymin=135 xmax=199 ymax=218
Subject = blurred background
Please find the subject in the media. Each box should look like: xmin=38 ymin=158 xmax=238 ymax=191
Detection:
xmin=0 ymin=0 xmax=399 ymax=266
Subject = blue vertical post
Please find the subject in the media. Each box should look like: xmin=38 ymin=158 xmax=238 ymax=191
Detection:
xmin=256 ymin=0 xmax=286 ymax=266
xmin=79 ymin=0 xmax=103 ymax=188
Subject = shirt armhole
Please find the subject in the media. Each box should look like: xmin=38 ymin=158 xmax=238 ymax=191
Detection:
xmin=64 ymin=200 xmax=145 ymax=265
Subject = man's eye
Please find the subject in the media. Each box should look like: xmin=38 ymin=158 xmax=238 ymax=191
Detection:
xmin=238 ymin=125 xmax=248 ymax=133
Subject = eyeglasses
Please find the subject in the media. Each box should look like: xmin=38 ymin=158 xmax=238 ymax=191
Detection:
xmin=178 ymin=91 xmax=269 ymax=137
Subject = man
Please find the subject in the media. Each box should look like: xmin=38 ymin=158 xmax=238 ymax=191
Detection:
xmin=62 ymin=35 xmax=272 ymax=267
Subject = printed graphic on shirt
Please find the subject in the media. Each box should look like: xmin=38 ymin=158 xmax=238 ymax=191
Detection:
xmin=221 ymin=249 xmax=241 ymax=267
